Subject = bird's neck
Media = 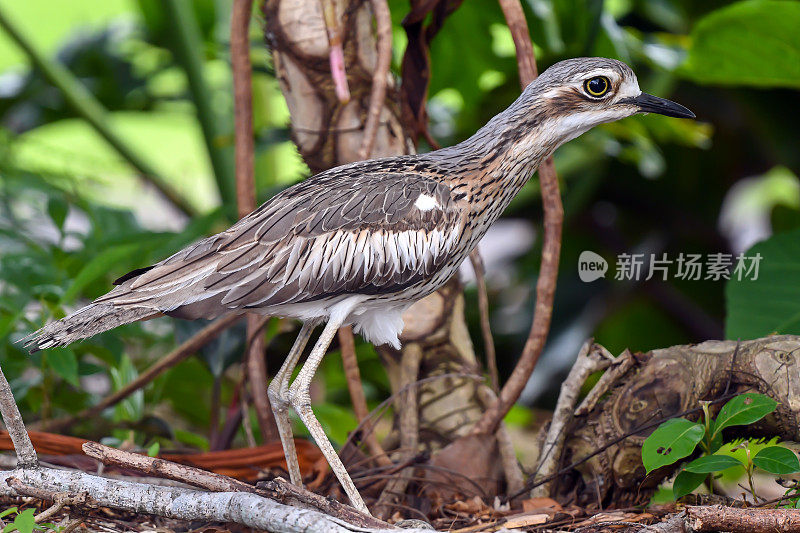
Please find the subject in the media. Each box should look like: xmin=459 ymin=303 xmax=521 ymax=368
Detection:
xmin=432 ymin=94 xmax=566 ymax=212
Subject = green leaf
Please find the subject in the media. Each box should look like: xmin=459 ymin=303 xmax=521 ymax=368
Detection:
xmin=11 ymin=509 xmax=35 ymax=533
xmin=726 ymin=213 xmax=800 ymax=340
xmin=684 ymin=454 xmax=743 ymax=473
xmin=147 ymin=441 xmax=160 ymax=457
xmin=61 ymin=243 xmax=140 ymax=304
xmin=47 ymin=196 xmax=68 ymax=230
xmin=753 ymin=446 xmax=800 ymax=475
xmin=681 ymin=1 xmax=800 ymax=88
xmin=712 ymin=393 xmax=777 ymax=438
xmin=673 ymin=469 xmax=707 ymax=499
xmin=642 ymin=418 xmax=705 ymax=473
xmin=0 ymin=508 xmax=17 ymax=519
xmin=47 ymin=347 xmax=79 ymax=387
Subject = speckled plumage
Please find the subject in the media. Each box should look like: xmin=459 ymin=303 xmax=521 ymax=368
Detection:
xmin=23 ymin=57 xmax=694 ymax=514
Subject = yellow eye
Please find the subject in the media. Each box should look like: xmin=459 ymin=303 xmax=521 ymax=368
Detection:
xmin=584 ymin=76 xmax=610 ymax=97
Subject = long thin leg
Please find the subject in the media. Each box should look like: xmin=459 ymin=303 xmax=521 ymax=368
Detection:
xmin=289 ymin=302 xmax=370 ymax=514
xmin=267 ymin=321 xmax=315 ymax=486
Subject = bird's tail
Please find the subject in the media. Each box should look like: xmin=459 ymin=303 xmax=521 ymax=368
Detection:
xmin=22 ymin=303 xmax=160 ymax=353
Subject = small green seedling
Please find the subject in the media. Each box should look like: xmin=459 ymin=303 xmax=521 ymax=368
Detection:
xmin=641 ymin=393 xmax=800 ymax=499
xmin=0 ymin=507 xmax=59 ymax=533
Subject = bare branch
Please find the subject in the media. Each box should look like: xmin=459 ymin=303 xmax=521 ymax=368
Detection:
xmin=687 ymin=505 xmax=800 ymax=532
xmin=358 ymin=0 xmax=393 ymax=160
xmin=0 ymin=366 xmax=37 ymax=468
xmin=472 ymin=0 xmax=563 ymax=435
xmin=231 ymin=1 xmax=279 ymax=442
xmin=1 ymin=468 xmax=409 ymax=532
xmin=469 ymin=251 xmax=498 ymax=393
xmin=338 ymin=326 xmax=391 ymax=466
xmin=232 ymin=0 xmax=257 ymax=219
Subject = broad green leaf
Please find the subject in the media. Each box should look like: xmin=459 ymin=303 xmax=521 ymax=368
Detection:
xmin=673 ymin=469 xmax=706 ymax=500
xmin=681 ymin=1 xmax=800 ymax=88
xmin=726 ymin=227 xmax=800 ymax=338
xmin=10 ymin=508 xmax=35 ymax=533
xmin=60 ymin=243 xmax=139 ymax=304
xmin=46 ymin=348 xmax=79 ymax=387
xmin=642 ymin=418 xmax=704 ymax=473
xmin=712 ymin=393 xmax=777 ymax=438
xmin=684 ymin=454 xmax=743 ymax=474
xmin=753 ymin=446 xmax=800 ymax=475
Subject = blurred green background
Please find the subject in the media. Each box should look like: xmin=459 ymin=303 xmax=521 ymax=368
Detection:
xmin=0 ymin=0 xmax=799 ymax=450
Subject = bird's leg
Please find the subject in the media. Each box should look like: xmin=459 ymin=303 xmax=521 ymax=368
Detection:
xmin=288 ymin=309 xmax=370 ymax=515
xmin=267 ymin=321 xmax=315 ymax=486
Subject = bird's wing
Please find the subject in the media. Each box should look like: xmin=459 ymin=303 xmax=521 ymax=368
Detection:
xmin=97 ymin=170 xmax=465 ymax=317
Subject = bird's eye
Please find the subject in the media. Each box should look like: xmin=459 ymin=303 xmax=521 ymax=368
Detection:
xmin=584 ymin=76 xmax=610 ymax=98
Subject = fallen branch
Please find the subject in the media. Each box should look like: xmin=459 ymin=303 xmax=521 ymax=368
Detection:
xmin=686 ymin=505 xmax=800 ymax=532
xmin=1 ymin=354 xmax=405 ymax=531
xmin=1 ymin=468 xmax=410 ymax=533
xmin=81 ymin=439 xmax=392 ymax=529
xmin=41 ymin=314 xmax=242 ymax=432
xmin=473 ymin=0 xmax=563 ymax=435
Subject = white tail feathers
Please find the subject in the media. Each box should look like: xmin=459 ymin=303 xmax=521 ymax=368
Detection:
xmin=22 ymin=304 xmax=160 ymax=353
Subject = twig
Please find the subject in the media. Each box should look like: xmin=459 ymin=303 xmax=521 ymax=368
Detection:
xmin=82 ymin=441 xmax=255 ymax=493
xmin=686 ymin=505 xmax=800 ymax=532
xmin=320 ymin=0 xmax=351 ymax=103
xmin=247 ymin=315 xmax=279 ymax=441
xmin=469 ymin=251 xmax=499 ymax=393
xmin=472 ymin=0 xmax=563 ymax=435
xmin=475 ymin=386 xmax=525 ymax=495
xmin=375 ymin=344 xmax=422 ymax=519
xmin=357 ymin=0 xmax=393 ymax=160
xmin=0 ymin=6 xmax=196 ymax=217
xmin=232 ymin=0 xmax=279 ymax=443
xmin=232 ymin=0 xmax=257 ymax=218
xmin=497 ymin=0 xmax=537 ymax=83
xmin=0 ymin=366 xmax=37 ymax=468
xmin=41 ymin=314 xmax=242 ymax=432
xmin=261 ymin=478 xmax=392 ymax=530
xmin=82 ymin=441 xmax=391 ymax=529
xmin=531 ymin=341 xmax=613 ymax=497
xmin=338 ymin=326 xmax=391 ymax=466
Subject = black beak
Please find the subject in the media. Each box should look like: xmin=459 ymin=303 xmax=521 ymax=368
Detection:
xmin=622 ymin=93 xmax=695 ymax=119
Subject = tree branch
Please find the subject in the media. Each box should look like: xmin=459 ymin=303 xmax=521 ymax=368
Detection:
xmin=338 ymin=326 xmax=391 ymax=466
xmin=231 ymin=0 xmax=279 ymax=443
xmin=357 ymin=0 xmax=393 ymax=160
xmin=472 ymin=0 xmax=563 ymax=435
xmin=0 ymin=367 xmax=37 ymax=468
xmin=469 ymin=251 xmax=499 ymax=393
xmin=1 ymin=468 xmax=409 ymax=533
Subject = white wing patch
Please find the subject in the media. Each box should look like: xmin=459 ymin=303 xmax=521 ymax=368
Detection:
xmin=414 ymin=193 xmax=440 ymax=212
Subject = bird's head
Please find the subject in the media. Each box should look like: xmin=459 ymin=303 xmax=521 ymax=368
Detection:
xmin=522 ymin=57 xmax=695 ymax=144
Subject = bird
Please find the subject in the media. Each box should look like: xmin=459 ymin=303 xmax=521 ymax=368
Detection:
xmin=23 ymin=57 xmax=694 ymax=514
